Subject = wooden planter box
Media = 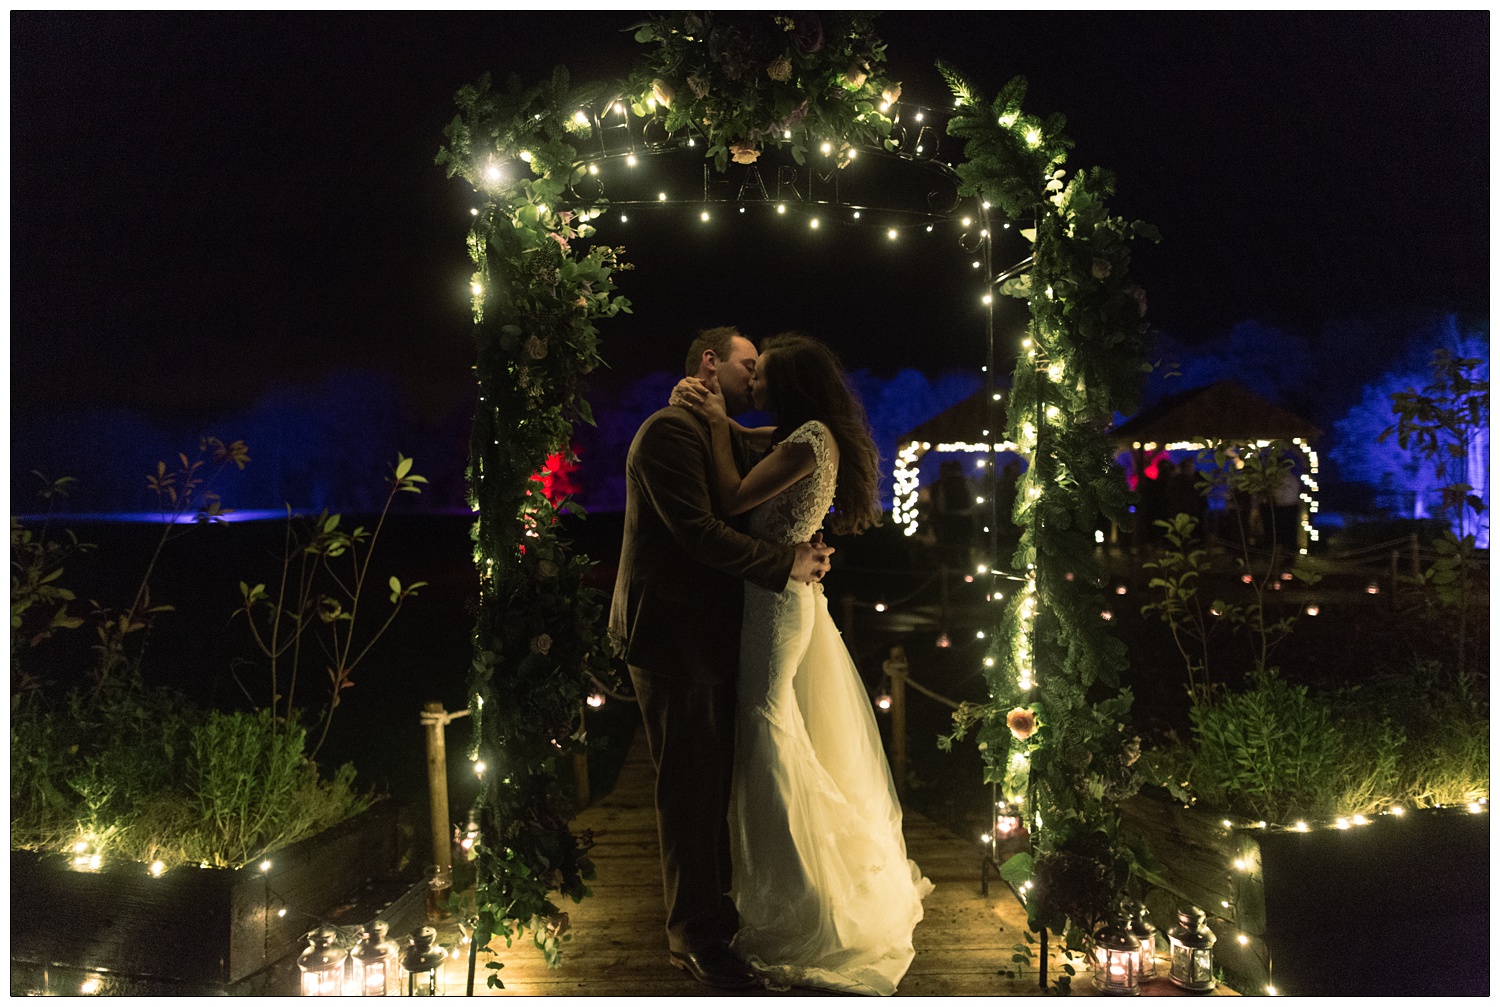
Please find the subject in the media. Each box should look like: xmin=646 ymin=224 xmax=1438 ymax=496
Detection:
xmin=10 ymin=801 xmax=426 ymax=995
xmin=1122 ymin=789 xmax=1488 ymax=995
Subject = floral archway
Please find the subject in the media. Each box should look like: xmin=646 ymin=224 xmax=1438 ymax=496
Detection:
xmin=435 ymin=11 xmax=1157 ymax=982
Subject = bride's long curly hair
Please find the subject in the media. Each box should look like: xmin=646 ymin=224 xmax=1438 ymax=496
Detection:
xmin=758 ymin=332 xmax=882 ymax=536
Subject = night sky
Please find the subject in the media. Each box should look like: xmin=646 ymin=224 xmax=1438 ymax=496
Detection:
xmin=11 ymin=12 xmax=1489 ymax=433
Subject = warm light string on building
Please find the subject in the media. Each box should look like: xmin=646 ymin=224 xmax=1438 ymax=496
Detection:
xmin=1130 ymin=437 xmax=1321 ymax=554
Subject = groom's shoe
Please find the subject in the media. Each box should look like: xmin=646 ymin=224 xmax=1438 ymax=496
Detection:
xmin=669 ymin=945 xmax=759 ymax=990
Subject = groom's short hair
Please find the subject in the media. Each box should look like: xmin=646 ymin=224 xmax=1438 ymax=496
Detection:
xmin=684 ymin=326 xmax=743 ymax=376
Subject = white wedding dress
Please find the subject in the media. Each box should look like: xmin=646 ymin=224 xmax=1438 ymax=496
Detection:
xmin=729 ymin=420 xmax=933 ymax=995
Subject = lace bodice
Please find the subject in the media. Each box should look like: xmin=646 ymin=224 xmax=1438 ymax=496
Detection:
xmin=748 ymin=421 xmax=837 ymax=546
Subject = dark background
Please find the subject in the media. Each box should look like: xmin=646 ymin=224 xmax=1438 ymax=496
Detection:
xmin=12 ymin=12 xmax=1489 ymax=431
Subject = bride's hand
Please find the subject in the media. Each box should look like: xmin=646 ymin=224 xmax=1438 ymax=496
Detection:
xmin=669 ymin=377 xmax=708 ymax=410
xmin=670 ymin=377 xmax=728 ymax=424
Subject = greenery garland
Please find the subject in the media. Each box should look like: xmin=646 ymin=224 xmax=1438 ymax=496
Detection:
xmin=437 ymin=14 xmax=1157 ymax=982
xmin=629 ymin=12 xmax=899 ymax=169
xmin=437 ymin=69 xmax=633 ymax=977
xmin=938 ymin=67 xmax=1160 ymax=952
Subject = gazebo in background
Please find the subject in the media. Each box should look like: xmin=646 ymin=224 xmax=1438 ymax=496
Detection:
xmin=893 ymin=380 xmax=1324 ymax=555
xmin=890 ymin=388 xmax=1019 ymax=536
xmin=1111 ymin=381 xmax=1323 ymax=553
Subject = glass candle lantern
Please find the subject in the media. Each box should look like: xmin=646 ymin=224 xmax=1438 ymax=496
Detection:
xmin=401 ymin=926 xmax=447 ymax=996
xmin=994 ymin=801 xmax=1022 ymax=838
xmin=350 ymin=920 xmax=399 ymax=996
xmin=297 ymin=926 xmax=348 ymax=996
xmin=1167 ymin=905 xmax=1217 ymax=992
xmin=1127 ymin=900 xmax=1158 ymax=981
xmin=1092 ymin=909 xmax=1142 ymax=995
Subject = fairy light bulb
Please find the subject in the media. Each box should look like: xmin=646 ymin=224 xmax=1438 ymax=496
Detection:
xmin=587 ymin=163 xmax=598 ymax=175
xmin=810 ymin=218 xmax=820 ymax=229
xmin=982 ymin=294 xmax=993 ymax=304
xmin=519 ymin=150 xmax=533 ymax=163
xmin=887 ymin=229 xmax=898 ymax=240
xmin=783 ymin=130 xmax=792 ymax=139
xmin=471 ymin=282 xmax=484 ymax=296
xmin=474 ymin=760 xmax=487 ymax=775
xmin=961 ymin=216 xmax=973 ymax=227
xmin=614 ymin=102 xmax=624 ymax=115
xmin=485 ymin=165 xmax=502 ymax=182
xmin=700 ymin=210 xmax=710 ymax=222
xmin=573 ymin=110 xmax=589 ymax=126
xmin=820 ymin=141 xmax=832 ymax=155
xmin=626 ymin=154 xmax=637 ymax=167
xmin=1025 ymin=128 xmax=1041 ymax=146
xmin=999 ymin=113 xmax=1016 ymax=127
xmin=149 ymin=860 xmax=165 ymax=878
xmin=848 ymin=148 xmax=858 ymax=160
xmin=777 ymin=204 xmax=787 ymax=214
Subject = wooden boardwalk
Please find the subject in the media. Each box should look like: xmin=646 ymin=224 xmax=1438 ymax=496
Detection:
xmin=455 ymin=722 xmax=1233 ymax=996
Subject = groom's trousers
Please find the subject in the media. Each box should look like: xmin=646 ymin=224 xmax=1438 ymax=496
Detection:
xmin=629 ymin=663 xmax=739 ymax=954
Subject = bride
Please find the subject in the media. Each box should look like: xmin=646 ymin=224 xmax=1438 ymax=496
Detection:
xmin=673 ymin=332 xmax=932 ymax=995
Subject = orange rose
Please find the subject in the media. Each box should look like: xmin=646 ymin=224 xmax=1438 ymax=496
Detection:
xmin=730 ymin=143 xmax=761 ymax=165
xmin=1006 ymin=707 xmax=1037 ymax=741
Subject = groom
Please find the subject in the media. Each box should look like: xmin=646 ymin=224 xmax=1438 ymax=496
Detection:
xmin=609 ymin=326 xmax=833 ymax=989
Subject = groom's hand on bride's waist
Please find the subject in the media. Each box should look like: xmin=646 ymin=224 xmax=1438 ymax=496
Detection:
xmin=790 ymin=538 xmax=834 ymax=585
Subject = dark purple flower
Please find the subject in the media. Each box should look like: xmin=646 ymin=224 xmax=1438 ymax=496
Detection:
xmin=792 ymin=14 xmax=823 ymax=54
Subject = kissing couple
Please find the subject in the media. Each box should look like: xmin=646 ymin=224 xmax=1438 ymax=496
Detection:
xmin=609 ymin=327 xmax=932 ymax=995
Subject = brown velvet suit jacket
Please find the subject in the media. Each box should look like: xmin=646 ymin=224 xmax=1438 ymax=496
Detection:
xmin=608 ymin=406 xmax=795 ymax=680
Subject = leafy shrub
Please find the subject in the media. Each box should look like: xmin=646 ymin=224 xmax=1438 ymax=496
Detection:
xmin=10 ymin=678 xmax=370 ymax=870
xmin=1147 ymin=665 xmax=1487 ymax=822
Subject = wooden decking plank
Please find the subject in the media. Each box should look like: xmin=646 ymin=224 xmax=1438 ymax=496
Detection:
xmin=452 ymin=715 xmax=1234 ymax=996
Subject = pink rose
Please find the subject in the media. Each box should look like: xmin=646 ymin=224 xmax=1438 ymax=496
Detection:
xmin=843 ymin=64 xmax=868 ymax=89
xmin=881 ymin=83 xmax=903 ymax=106
xmin=1130 ymin=285 xmax=1148 ymax=318
xmin=1007 ymin=707 xmax=1037 ymax=741
xmin=530 ymin=633 xmax=553 ymax=655
xmin=1092 ymin=258 xmax=1113 ymax=280
xmin=687 ymin=75 xmax=709 ymax=99
xmin=651 ymin=78 xmax=674 ymax=109
xmin=524 ymin=336 xmax=549 ymax=360
xmin=767 ymin=55 xmax=792 ymax=82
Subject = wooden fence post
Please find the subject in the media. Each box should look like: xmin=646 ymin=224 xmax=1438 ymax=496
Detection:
xmin=421 ymin=701 xmax=454 ymax=916
xmin=841 ymin=594 xmax=857 ymax=667
xmin=938 ymin=565 xmax=951 ymax=631
xmin=884 ymin=647 xmax=909 ymax=802
xmin=573 ymin=700 xmax=591 ymax=808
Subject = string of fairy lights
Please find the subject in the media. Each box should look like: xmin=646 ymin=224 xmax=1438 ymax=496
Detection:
xmin=458 ymin=88 xmax=1490 ymax=998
